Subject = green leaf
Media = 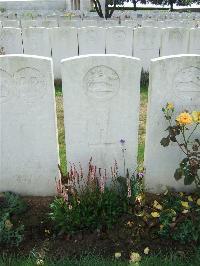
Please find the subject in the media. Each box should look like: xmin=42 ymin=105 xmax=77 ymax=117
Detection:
xmin=184 ymin=171 xmax=195 ymax=186
xmin=160 ymin=137 xmax=170 ymax=147
xmin=174 ymin=168 xmax=183 ymax=181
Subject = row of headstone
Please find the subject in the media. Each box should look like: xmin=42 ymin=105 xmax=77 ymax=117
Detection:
xmin=1 ymin=9 xmax=200 ymax=20
xmin=1 ymin=26 xmax=200 ymax=77
xmin=0 ymin=54 xmax=199 ymax=196
xmin=0 ymin=18 xmax=199 ymax=29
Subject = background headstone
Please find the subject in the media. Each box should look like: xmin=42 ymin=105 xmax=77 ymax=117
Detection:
xmin=106 ymin=26 xmax=133 ymax=56
xmin=144 ymin=55 xmax=200 ymax=192
xmin=0 ymin=27 xmax=23 ymax=54
xmin=50 ymin=27 xmax=78 ymax=79
xmin=133 ymin=27 xmax=161 ymax=72
xmin=78 ymin=26 xmax=106 ymax=55
xmin=0 ymin=55 xmax=59 ymax=196
xmin=160 ymin=27 xmax=189 ymax=56
xmin=22 ymin=27 xmax=51 ymax=57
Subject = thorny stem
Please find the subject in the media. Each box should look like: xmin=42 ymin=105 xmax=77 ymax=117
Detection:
xmin=187 ymin=123 xmax=199 ymax=143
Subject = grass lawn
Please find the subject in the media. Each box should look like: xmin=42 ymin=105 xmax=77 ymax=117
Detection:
xmin=55 ymin=84 xmax=148 ymax=174
xmin=1 ymin=251 xmax=200 ymax=266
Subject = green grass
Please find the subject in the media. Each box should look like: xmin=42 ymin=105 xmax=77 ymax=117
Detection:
xmin=1 ymin=251 xmax=200 ymax=266
xmin=54 ymin=83 xmax=149 ymax=174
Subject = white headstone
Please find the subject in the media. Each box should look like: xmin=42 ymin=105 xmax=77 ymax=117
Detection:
xmin=0 ymin=27 xmax=23 ymax=54
xmin=81 ymin=20 xmax=97 ymax=27
xmin=106 ymin=26 xmax=133 ymax=56
xmin=78 ymin=26 xmax=106 ymax=55
xmin=188 ymin=28 xmax=200 ymax=54
xmin=21 ymin=19 xmax=41 ymax=28
xmin=61 ymin=55 xmax=141 ymax=177
xmin=145 ymin=55 xmax=200 ymax=192
xmin=41 ymin=19 xmax=58 ymax=28
xmin=2 ymin=20 xmax=20 ymax=28
xmin=22 ymin=27 xmax=51 ymax=57
xmin=50 ymin=27 xmax=78 ymax=79
xmin=59 ymin=20 xmax=81 ymax=28
xmin=133 ymin=27 xmax=161 ymax=71
xmin=0 ymin=55 xmax=59 ymax=196
xmin=160 ymin=28 xmax=189 ymax=57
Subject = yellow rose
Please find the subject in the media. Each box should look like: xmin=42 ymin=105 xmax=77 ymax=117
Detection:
xmin=151 ymin=212 xmax=160 ymax=218
xmin=130 ymin=252 xmax=141 ymax=263
xmin=181 ymin=201 xmax=189 ymax=208
xmin=166 ymin=102 xmax=174 ymax=110
xmin=192 ymin=111 xmax=200 ymax=123
xmin=176 ymin=112 xmax=193 ymax=125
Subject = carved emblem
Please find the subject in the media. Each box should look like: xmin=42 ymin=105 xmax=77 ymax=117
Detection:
xmin=84 ymin=65 xmax=120 ymax=100
xmin=14 ymin=67 xmax=46 ymax=103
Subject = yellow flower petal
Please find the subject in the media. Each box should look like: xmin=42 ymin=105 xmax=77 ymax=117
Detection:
xmin=181 ymin=201 xmax=189 ymax=208
xmin=192 ymin=111 xmax=200 ymax=123
xmin=197 ymin=198 xmax=200 ymax=206
xmin=115 ymin=252 xmax=121 ymax=259
xmin=144 ymin=247 xmax=150 ymax=255
xmin=182 ymin=209 xmax=189 ymax=214
xmin=153 ymin=200 xmax=163 ymax=210
xmin=188 ymin=196 xmax=193 ymax=202
xmin=151 ymin=212 xmax=160 ymax=218
xmin=130 ymin=252 xmax=141 ymax=263
xmin=176 ymin=112 xmax=193 ymax=125
xmin=179 ymin=192 xmax=184 ymax=197
xmin=4 ymin=220 xmax=13 ymax=230
xmin=166 ymin=102 xmax=174 ymax=110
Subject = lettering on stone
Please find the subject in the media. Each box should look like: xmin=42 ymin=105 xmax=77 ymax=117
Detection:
xmin=173 ymin=66 xmax=200 ymax=105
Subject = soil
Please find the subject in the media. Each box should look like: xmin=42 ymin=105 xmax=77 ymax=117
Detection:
xmin=0 ymin=195 xmax=197 ymax=260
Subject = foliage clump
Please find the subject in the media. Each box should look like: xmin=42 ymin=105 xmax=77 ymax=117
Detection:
xmin=50 ymin=159 xmax=144 ymax=235
xmin=0 ymin=192 xmax=27 ymax=246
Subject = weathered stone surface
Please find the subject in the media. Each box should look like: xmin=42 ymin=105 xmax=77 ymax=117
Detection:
xmin=106 ymin=26 xmax=133 ymax=56
xmin=133 ymin=27 xmax=161 ymax=71
xmin=61 ymin=55 xmax=141 ymax=177
xmin=188 ymin=28 xmax=200 ymax=54
xmin=0 ymin=27 xmax=23 ymax=54
xmin=78 ymin=26 xmax=106 ymax=55
xmin=50 ymin=27 xmax=78 ymax=79
xmin=144 ymin=55 xmax=200 ymax=192
xmin=22 ymin=27 xmax=51 ymax=57
xmin=0 ymin=55 xmax=59 ymax=196
xmin=2 ymin=20 xmax=20 ymax=27
xmin=160 ymin=27 xmax=189 ymax=56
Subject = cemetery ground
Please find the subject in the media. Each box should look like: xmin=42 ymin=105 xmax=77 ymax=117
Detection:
xmin=0 ymin=83 xmax=200 ymax=265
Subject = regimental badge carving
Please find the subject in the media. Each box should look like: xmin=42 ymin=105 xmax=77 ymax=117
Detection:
xmin=0 ymin=69 xmax=14 ymax=104
xmin=173 ymin=66 xmax=200 ymax=105
xmin=169 ymin=30 xmax=183 ymax=41
xmin=84 ymin=65 xmax=120 ymax=100
xmin=14 ymin=67 xmax=47 ymax=103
